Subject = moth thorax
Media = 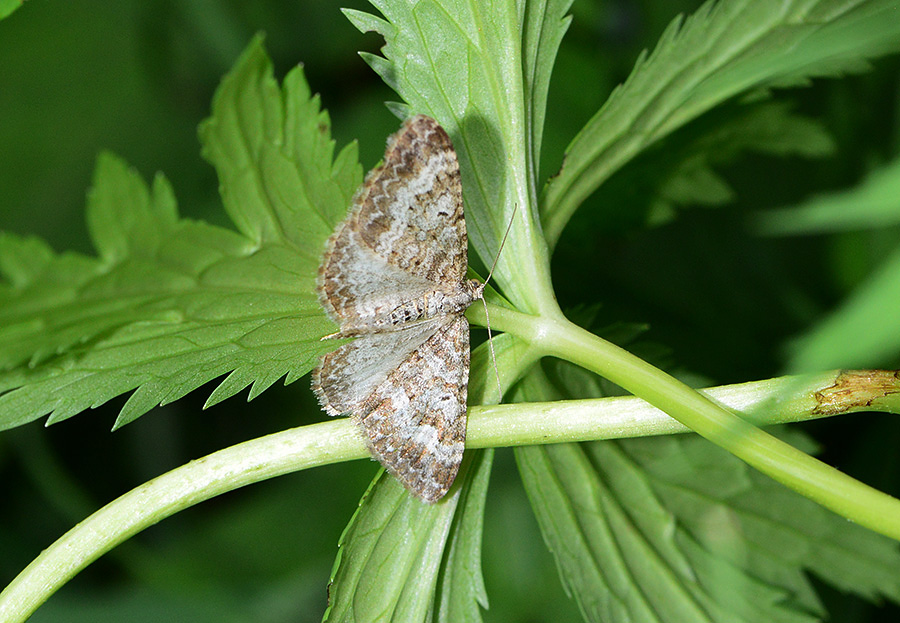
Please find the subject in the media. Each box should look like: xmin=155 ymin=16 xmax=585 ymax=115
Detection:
xmin=464 ymin=278 xmax=485 ymax=300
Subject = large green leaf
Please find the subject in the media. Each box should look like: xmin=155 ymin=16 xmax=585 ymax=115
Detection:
xmin=542 ymin=0 xmax=900 ymax=247
xmin=516 ymin=366 xmax=900 ymax=623
xmin=0 ymin=36 xmax=362 ymax=430
xmin=324 ymin=450 xmax=493 ymax=622
xmin=343 ymin=0 xmax=572 ymax=314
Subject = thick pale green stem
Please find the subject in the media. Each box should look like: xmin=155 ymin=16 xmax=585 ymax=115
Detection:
xmin=0 ymin=422 xmax=367 ymax=623
xmin=3 ymin=360 xmax=900 ymax=621
xmin=533 ymin=314 xmax=900 ymax=542
xmin=467 ymin=369 xmax=900 ymax=446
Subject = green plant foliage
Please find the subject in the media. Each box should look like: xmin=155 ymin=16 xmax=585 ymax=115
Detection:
xmin=590 ymin=100 xmax=836 ymax=227
xmin=752 ymin=155 xmax=900 ymax=371
xmin=521 ymin=431 xmax=900 ymax=622
xmin=4 ymin=1 xmax=900 ymax=622
xmin=343 ymin=0 xmax=572 ymax=314
xmin=0 ymin=36 xmax=361 ymax=431
xmin=756 ymin=157 xmax=900 ymax=237
xmin=0 ymin=0 xmax=22 ymax=20
xmin=542 ymin=0 xmax=900 ymax=247
xmin=323 ymin=1 xmax=900 ymax=621
xmin=506 ymin=346 xmax=900 ymax=623
xmin=324 ymin=450 xmax=492 ymax=622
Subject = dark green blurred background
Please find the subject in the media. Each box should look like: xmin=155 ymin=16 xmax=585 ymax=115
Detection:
xmin=1 ymin=1 xmax=899 ymax=621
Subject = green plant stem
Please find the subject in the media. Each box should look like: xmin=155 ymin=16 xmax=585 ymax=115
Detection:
xmin=0 ymin=421 xmax=368 ymax=623
xmin=3 ymin=361 xmax=899 ymax=620
xmin=528 ymin=312 xmax=900 ymax=542
xmin=466 ymin=370 xmax=885 ymax=446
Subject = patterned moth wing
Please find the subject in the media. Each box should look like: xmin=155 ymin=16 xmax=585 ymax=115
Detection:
xmin=312 ymin=115 xmax=484 ymax=503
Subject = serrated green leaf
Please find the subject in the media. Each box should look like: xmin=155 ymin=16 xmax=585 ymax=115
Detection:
xmin=542 ymin=0 xmax=900 ymax=247
xmin=627 ymin=432 xmax=900 ymax=607
xmin=516 ymin=364 xmax=900 ymax=623
xmin=324 ymin=451 xmax=493 ymax=622
xmin=517 ymin=437 xmax=819 ymax=623
xmin=588 ymin=100 xmax=835 ymax=227
xmin=522 ymin=0 xmax=573 ymax=182
xmin=199 ymin=37 xmax=358 ymax=250
xmin=343 ymin=0 xmax=571 ymax=314
xmin=86 ymin=152 xmax=179 ymax=264
xmin=0 ymin=36 xmax=361 ymax=431
xmin=0 ymin=154 xmax=250 ymax=376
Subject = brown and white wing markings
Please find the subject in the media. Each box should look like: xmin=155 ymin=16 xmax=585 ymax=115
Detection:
xmin=312 ymin=115 xmax=475 ymax=503
xmin=353 ymin=115 xmax=468 ymax=284
xmin=316 ymin=115 xmax=467 ymax=327
xmin=355 ymin=316 xmax=470 ymax=503
xmin=311 ymin=317 xmax=442 ymax=417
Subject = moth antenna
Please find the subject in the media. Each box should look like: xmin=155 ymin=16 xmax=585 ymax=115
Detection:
xmin=481 ymin=297 xmax=503 ymax=403
xmin=484 ymin=203 xmax=517 ymax=286
xmin=481 ymin=203 xmax=517 ymax=403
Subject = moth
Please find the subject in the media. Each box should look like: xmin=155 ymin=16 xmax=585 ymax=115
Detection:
xmin=312 ymin=115 xmax=483 ymax=502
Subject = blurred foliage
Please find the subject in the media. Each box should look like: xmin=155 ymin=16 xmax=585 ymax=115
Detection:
xmin=1 ymin=0 xmax=900 ymax=621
